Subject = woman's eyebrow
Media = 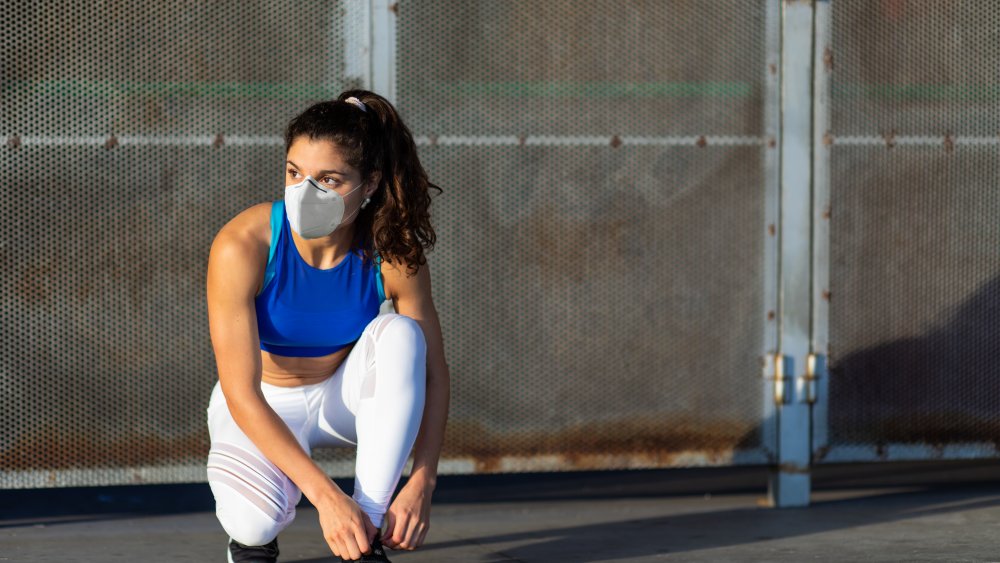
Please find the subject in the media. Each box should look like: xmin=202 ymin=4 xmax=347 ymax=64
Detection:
xmin=285 ymin=160 xmax=348 ymax=176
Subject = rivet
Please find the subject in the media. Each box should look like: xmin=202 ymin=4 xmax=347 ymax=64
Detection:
xmin=882 ymin=129 xmax=896 ymax=150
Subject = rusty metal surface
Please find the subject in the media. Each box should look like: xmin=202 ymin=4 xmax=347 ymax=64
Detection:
xmin=830 ymin=1 xmax=999 ymax=137
xmin=397 ymin=0 xmax=766 ymax=137
xmin=2 ymin=1 xmax=772 ymax=488
xmin=821 ymin=0 xmax=1000 ymax=457
xmin=440 ymin=416 xmax=767 ymax=473
xmin=1 ymin=0 xmax=351 ymax=488
xmin=387 ymin=0 xmax=771 ymax=476
xmin=0 ymin=146 xmax=282 ymax=479
xmin=826 ymin=144 xmax=1000 ymax=445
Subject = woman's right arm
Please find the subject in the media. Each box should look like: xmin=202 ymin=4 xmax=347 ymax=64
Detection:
xmin=206 ymin=207 xmax=375 ymax=559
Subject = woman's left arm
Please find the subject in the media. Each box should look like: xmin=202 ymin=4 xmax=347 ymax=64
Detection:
xmin=380 ymin=259 xmax=451 ymax=551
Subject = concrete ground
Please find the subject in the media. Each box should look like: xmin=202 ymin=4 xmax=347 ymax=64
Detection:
xmin=3 ymin=460 xmax=1000 ymax=562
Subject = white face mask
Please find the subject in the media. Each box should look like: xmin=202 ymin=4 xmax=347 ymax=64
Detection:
xmin=283 ymin=176 xmax=365 ymax=239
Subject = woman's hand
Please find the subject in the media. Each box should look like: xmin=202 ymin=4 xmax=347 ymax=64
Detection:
xmin=315 ymin=490 xmax=379 ymax=560
xmin=381 ymin=479 xmax=433 ymax=550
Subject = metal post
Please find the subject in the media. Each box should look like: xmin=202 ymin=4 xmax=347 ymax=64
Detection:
xmin=811 ymin=0 xmax=832 ymax=464
xmin=760 ymin=0 xmax=782 ymax=468
xmin=342 ymin=0 xmax=371 ymax=88
xmin=371 ymin=0 xmax=397 ymax=104
xmin=767 ymin=0 xmax=816 ymax=508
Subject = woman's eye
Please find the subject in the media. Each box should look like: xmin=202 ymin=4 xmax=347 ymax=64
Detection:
xmin=287 ymin=169 xmax=300 ymax=178
xmin=322 ymin=177 xmax=340 ymax=185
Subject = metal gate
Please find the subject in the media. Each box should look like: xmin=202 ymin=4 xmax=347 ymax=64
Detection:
xmin=393 ymin=0 xmax=778 ymax=475
xmin=1 ymin=0 xmax=776 ymax=489
xmin=810 ymin=0 xmax=1000 ymax=464
xmin=10 ymin=1 xmax=989 ymax=500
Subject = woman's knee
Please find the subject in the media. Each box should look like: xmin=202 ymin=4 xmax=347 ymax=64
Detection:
xmin=210 ymin=479 xmax=293 ymax=546
xmin=208 ymin=444 xmax=297 ymax=545
xmin=374 ymin=314 xmax=426 ymax=351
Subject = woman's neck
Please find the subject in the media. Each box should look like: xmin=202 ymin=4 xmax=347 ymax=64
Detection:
xmin=290 ymin=225 xmax=356 ymax=269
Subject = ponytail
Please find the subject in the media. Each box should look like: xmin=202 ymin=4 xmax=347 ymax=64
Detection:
xmin=340 ymin=90 xmax=441 ymax=276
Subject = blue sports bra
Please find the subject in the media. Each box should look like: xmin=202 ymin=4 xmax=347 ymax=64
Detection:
xmin=254 ymin=201 xmax=386 ymax=357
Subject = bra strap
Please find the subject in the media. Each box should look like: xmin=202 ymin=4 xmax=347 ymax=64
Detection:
xmin=374 ymin=252 xmax=386 ymax=303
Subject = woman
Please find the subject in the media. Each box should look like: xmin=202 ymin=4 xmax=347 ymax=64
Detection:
xmin=205 ymin=90 xmax=449 ymax=563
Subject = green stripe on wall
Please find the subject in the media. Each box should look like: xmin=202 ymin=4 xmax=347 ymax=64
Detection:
xmin=833 ymin=83 xmax=1000 ymax=102
xmin=5 ymin=79 xmax=994 ymax=102
xmin=424 ymin=80 xmax=753 ymax=98
xmin=1 ymin=80 xmax=340 ymax=100
xmin=3 ymin=79 xmax=753 ymax=100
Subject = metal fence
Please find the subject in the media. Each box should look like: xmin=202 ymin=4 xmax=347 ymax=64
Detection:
xmin=1 ymin=1 xmax=995 ymax=499
xmin=815 ymin=0 xmax=1000 ymax=463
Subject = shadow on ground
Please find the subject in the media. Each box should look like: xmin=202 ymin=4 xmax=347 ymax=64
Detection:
xmin=284 ymin=483 xmax=1000 ymax=562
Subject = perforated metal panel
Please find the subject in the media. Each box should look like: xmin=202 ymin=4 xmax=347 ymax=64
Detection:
xmin=1 ymin=0 xmax=359 ymax=487
xmin=2 ymin=1 xmax=774 ymax=488
xmin=397 ymin=0 xmax=772 ymax=472
xmin=820 ymin=1 xmax=1000 ymax=461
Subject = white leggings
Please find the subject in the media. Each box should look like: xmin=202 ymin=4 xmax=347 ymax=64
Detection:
xmin=206 ymin=313 xmax=427 ymax=547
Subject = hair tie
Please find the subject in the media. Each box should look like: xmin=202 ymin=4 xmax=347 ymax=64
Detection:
xmin=345 ymin=96 xmax=367 ymax=112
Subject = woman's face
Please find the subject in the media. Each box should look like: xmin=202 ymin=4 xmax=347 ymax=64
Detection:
xmin=285 ymin=136 xmax=368 ymax=228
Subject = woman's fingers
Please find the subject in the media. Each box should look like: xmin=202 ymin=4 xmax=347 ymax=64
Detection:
xmin=327 ymin=537 xmax=350 ymax=561
xmin=386 ymin=512 xmax=408 ymax=548
xmin=382 ymin=511 xmax=401 ymax=548
xmin=416 ymin=522 xmax=429 ymax=548
xmin=381 ymin=511 xmax=395 ymax=545
xmin=353 ymin=523 xmax=372 ymax=555
xmin=387 ymin=512 xmax=423 ymax=549
xmin=365 ymin=517 xmax=378 ymax=544
xmin=404 ymin=516 xmax=421 ymax=549
xmin=382 ymin=513 xmax=399 ymax=549
xmin=323 ymin=521 xmax=367 ymax=560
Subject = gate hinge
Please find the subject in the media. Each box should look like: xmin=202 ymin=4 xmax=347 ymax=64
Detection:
xmin=805 ymin=353 xmax=825 ymax=405
xmin=770 ymin=353 xmax=824 ymax=405
xmin=771 ymin=353 xmax=787 ymax=405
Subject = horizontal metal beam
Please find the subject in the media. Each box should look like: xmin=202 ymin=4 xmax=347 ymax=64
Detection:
xmin=1 ymin=447 xmax=773 ymax=488
xmin=4 ymin=134 xmax=767 ymax=148
xmin=7 ymin=134 xmax=993 ymax=148
xmin=816 ymin=443 xmax=1000 ymax=463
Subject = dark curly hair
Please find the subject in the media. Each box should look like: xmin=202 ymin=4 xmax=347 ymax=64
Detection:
xmin=284 ymin=89 xmax=441 ymax=276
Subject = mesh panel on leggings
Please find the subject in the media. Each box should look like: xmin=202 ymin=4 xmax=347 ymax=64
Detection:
xmin=0 ymin=1 xmax=359 ymax=488
xmin=824 ymin=1 xmax=1000 ymax=455
xmin=397 ymin=0 xmax=769 ymax=472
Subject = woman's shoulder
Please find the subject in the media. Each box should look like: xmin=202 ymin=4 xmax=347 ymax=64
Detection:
xmin=377 ymin=255 xmax=433 ymax=303
xmin=209 ymin=202 xmax=274 ymax=268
